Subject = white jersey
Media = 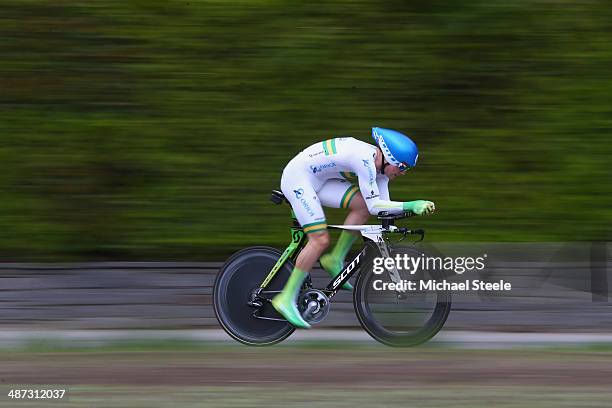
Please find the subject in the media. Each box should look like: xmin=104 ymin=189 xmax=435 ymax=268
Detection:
xmin=280 ymin=137 xmax=404 ymax=233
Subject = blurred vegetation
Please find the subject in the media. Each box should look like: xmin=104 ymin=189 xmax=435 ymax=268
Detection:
xmin=0 ymin=0 xmax=610 ymax=260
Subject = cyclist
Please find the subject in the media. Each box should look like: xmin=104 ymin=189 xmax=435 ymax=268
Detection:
xmin=272 ymin=127 xmax=436 ymax=328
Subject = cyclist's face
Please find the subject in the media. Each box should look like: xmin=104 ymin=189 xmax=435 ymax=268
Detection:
xmin=384 ymin=164 xmax=408 ymax=180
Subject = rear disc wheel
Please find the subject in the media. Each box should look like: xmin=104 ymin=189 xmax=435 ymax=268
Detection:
xmin=213 ymin=246 xmax=295 ymax=346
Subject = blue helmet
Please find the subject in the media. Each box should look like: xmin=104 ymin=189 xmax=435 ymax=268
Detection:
xmin=371 ymin=127 xmax=419 ymax=169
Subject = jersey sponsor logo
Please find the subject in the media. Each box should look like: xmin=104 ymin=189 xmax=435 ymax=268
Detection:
xmin=310 ymin=162 xmax=337 ymax=173
xmin=362 ymin=159 xmax=375 ymax=185
xmin=309 ymin=151 xmax=324 ymax=158
xmin=293 ymin=188 xmax=315 ymax=216
xmin=365 ymin=194 xmax=380 ymax=200
xmin=300 ymin=198 xmax=315 ymax=217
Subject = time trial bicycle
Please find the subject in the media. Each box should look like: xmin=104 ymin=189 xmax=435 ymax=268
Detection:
xmin=213 ymin=189 xmax=451 ymax=347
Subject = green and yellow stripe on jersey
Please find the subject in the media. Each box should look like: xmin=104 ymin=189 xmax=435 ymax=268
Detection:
xmin=322 ymin=139 xmax=337 ymax=156
xmin=340 ymin=185 xmax=360 ymax=208
xmin=302 ymin=221 xmax=328 ymax=234
xmin=340 ymin=171 xmax=357 ymax=182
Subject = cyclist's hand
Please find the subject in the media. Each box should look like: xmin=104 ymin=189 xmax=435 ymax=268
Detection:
xmin=402 ymin=200 xmax=436 ymax=215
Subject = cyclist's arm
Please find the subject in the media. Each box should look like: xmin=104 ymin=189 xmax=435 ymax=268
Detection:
xmin=377 ymin=175 xmax=390 ymax=201
xmin=354 ymin=157 xmax=404 ymax=215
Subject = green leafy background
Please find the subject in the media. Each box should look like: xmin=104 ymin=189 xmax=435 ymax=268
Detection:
xmin=1 ymin=1 xmax=610 ymax=260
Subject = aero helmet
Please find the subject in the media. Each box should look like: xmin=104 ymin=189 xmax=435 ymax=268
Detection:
xmin=371 ymin=127 xmax=419 ymax=170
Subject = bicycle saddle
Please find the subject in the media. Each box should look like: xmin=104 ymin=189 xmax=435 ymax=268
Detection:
xmin=270 ymin=189 xmax=289 ymax=205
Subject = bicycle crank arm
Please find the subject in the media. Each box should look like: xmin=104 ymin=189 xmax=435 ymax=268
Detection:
xmin=252 ymin=310 xmax=288 ymax=322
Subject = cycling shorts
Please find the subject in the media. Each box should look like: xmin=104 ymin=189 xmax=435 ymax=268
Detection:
xmin=281 ymin=163 xmax=359 ymax=234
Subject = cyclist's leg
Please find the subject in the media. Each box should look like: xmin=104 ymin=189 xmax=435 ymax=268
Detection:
xmin=294 ymin=230 xmax=330 ymax=272
xmin=344 ymin=191 xmax=370 ymax=224
xmin=332 ymin=189 xmax=369 ymax=261
xmin=318 ymin=180 xmax=370 ymax=289
xmin=273 ymin=171 xmax=328 ymax=328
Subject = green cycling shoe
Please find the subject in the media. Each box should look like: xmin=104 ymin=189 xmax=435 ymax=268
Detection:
xmin=320 ymin=253 xmax=353 ymax=291
xmin=271 ymin=268 xmax=311 ymax=329
xmin=271 ymin=293 xmax=310 ymax=329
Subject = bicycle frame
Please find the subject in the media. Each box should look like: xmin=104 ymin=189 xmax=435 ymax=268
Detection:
xmin=258 ymin=212 xmax=406 ymax=300
xmin=259 ymin=210 xmax=306 ymax=288
xmin=218 ymin=190 xmax=443 ymax=345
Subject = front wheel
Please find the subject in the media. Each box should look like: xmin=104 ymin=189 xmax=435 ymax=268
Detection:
xmin=353 ymin=246 xmax=452 ymax=347
xmin=213 ymin=246 xmax=295 ymax=346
